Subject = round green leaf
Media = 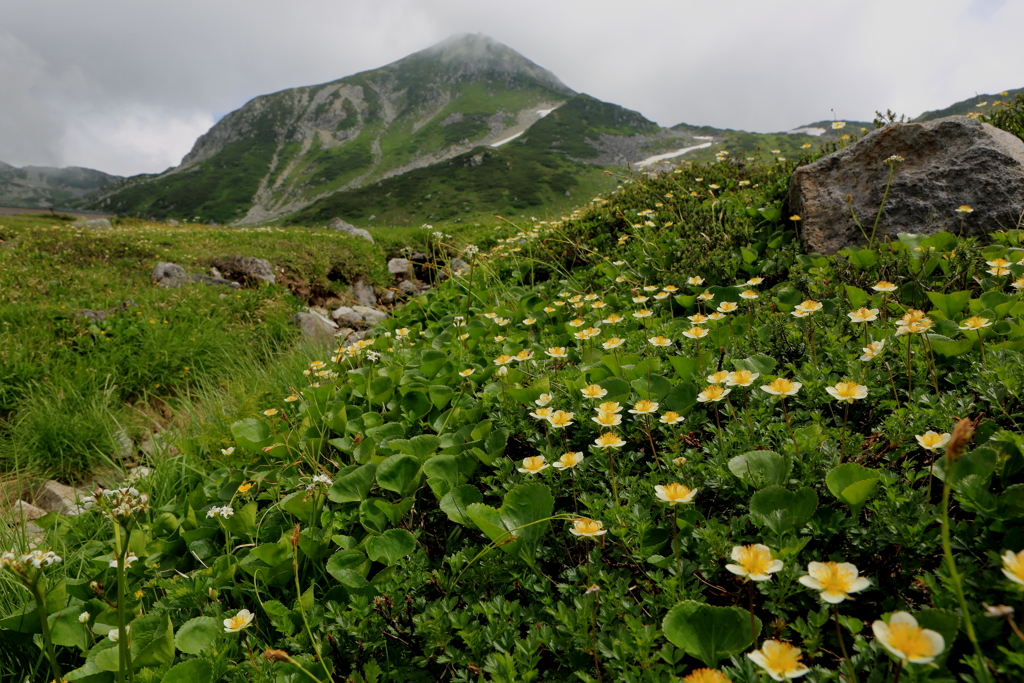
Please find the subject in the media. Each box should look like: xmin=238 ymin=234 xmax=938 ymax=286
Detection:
xmin=376 ymin=454 xmax=421 ymax=494
xmin=662 ymin=600 xmax=760 ymax=667
xmin=366 ymin=529 xmax=417 ymax=565
xmin=728 ymin=450 xmax=790 ymax=487
xmin=161 ymin=659 xmax=213 ymax=683
xmin=175 ymin=616 xmax=220 ymax=655
xmin=327 ymin=463 xmax=377 ymax=503
xmin=826 ymin=463 xmax=881 ymax=511
xmin=749 ymin=486 xmax=818 ymax=534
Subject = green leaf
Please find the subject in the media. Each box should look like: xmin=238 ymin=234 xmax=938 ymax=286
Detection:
xmin=391 ymin=434 xmax=441 ymax=458
xmin=230 ymin=418 xmax=271 ymax=451
xmin=221 ymin=501 xmax=257 ymax=537
xmin=131 ymin=613 xmax=176 ymax=668
xmin=732 ymin=354 xmax=777 ymax=376
xmin=366 ymin=529 xmax=416 ymax=565
xmin=667 ymin=355 xmax=700 ymax=381
xmin=359 ymin=498 xmax=389 ymax=534
xmin=375 ymin=455 xmax=421 ymax=495
xmin=630 ymin=375 xmax=672 ymax=400
xmin=400 ymin=390 xmax=432 ymax=422
xmin=663 ymin=382 xmax=697 ymax=413
xmin=175 ymin=616 xmax=220 ymax=655
xmin=926 ymin=290 xmax=972 ymax=320
xmin=439 ymin=484 xmax=484 ymax=526
xmin=466 ymin=483 xmax=553 ymax=569
xmin=48 ymin=607 xmax=89 ymax=650
xmin=845 ymin=285 xmax=868 ymax=310
xmin=161 ymin=658 xmax=214 ymax=683
xmin=826 ymin=463 xmax=881 ymax=511
xmin=929 ymin=337 xmax=975 ymax=358
xmin=326 ymin=549 xmax=367 ymax=578
xmin=485 ymin=428 xmax=509 ymax=460
xmin=428 ymin=385 xmax=455 ymax=410
xmin=662 ymin=601 xmax=760 ymax=667
xmin=728 ymin=450 xmax=790 ymax=487
xmin=749 ymin=486 xmax=818 ymax=534
xmin=327 ymin=463 xmax=377 ymax=503
xmin=599 ymin=377 xmax=632 ymax=399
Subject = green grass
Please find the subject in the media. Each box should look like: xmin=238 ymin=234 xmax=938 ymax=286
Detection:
xmin=0 ymin=214 xmax=388 ymax=481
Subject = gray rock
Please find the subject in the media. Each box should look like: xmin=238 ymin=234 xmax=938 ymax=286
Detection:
xmin=10 ymin=500 xmax=47 ymax=522
xmin=167 ymin=219 xmax=180 ymax=227
xmin=78 ymin=309 xmax=108 ymax=323
xmin=331 ymin=306 xmax=364 ymax=326
xmin=292 ymin=312 xmax=338 ymax=345
xmin=387 ymin=258 xmax=412 ymax=275
xmin=34 ymin=480 xmax=86 ymax=516
xmin=352 ymin=305 xmax=387 ymax=324
xmin=74 ymin=218 xmax=112 ymax=230
xmin=398 ymin=279 xmax=417 ymax=295
xmin=128 ymin=466 xmax=151 ymax=480
xmin=188 ymin=273 xmax=241 ymax=288
xmin=113 ymin=429 xmax=133 ymax=460
xmin=212 ymin=256 xmax=276 ymax=285
xmin=210 ymin=266 xmax=223 ymax=279
xmin=789 ymin=116 xmax=1024 ymax=254
xmin=334 ymin=326 xmax=356 ymax=341
xmin=381 ymin=290 xmax=396 ymax=304
xmin=327 ymin=218 xmax=374 ymax=243
xmin=351 ymin=278 xmax=377 ymax=306
xmin=152 ymin=262 xmax=188 ymax=287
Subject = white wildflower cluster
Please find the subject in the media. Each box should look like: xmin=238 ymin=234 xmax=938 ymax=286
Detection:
xmin=82 ymin=487 xmax=150 ymax=523
xmin=108 ymin=552 xmax=138 ymax=568
xmin=462 ymin=244 xmax=479 ymax=259
xmin=331 ymin=338 xmax=376 ymax=362
xmin=305 ymin=473 xmax=334 ymax=492
xmin=206 ymin=506 xmax=235 ymax=519
xmin=1 ymin=549 xmax=63 ymax=571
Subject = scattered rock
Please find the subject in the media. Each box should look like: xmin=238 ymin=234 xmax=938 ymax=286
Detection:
xmin=167 ymin=219 xmax=180 ymax=227
xmin=788 ymin=116 xmax=1024 ymax=254
xmin=438 ymin=257 xmax=470 ymax=282
xmin=292 ymin=312 xmax=338 ymax=344
xmin=128 ymin=466 xmax=151 ymax=480
xmin=381 ymin=290 xmax=396 ymax=304
xmin=34 ymin=480 xmax=86 ymax=516
xmin=114 ymin=429 xmax=133 ymax=460
xmin=210 ymin=266 xmax=223 ymax=279
xmin=10 ymin=500 xmax=46 ymax=522
xmin=74 ymin=218 xmax=112 ymax=230
xmin=77 ymin=300 xmax=137 ymax=323
xmin=398 ymin=280 xmax=417 ymax=295
xmin=331 ymin=306 xmax=363 ymax=326
xmin=387 ymin=258 xmax=412 ymax=276
xmin=352 ymin=305 xmax=387 ymax=324
xmin=351 ymin=278 xmax=377 ymax=306
xmin=151 ymin=262 xmax=189 ymax=287
xmin=327 ymin=218 xmax=374 ymax=243
xmin=211 ymin=256 xmax=276 ymax=286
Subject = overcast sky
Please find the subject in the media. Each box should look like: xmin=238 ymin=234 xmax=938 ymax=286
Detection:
xmin=2 ymin=0 xmax=1021 ymax=177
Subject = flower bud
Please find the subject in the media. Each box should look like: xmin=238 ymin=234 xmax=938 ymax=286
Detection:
xmin=946 ymin=417 xmax=974 ymax=463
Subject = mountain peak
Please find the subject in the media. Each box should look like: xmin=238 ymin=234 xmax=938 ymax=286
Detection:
xmin=392 ymin=33 xmax=574 ymax=95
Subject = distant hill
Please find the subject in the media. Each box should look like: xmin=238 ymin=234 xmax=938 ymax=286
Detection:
xmin=915 ymin=87 xmax=1023 ymax=121
xmin=0 ymin=162 xmax=121 ymax=208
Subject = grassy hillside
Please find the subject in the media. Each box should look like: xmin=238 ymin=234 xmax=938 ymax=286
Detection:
xmin=915 ymin=86 xmax=1023 ymax=121
xmin=6 ymin=147 xmax=1024 ymax=682
xmin=0 ymin=214 xmax=387 ymax=482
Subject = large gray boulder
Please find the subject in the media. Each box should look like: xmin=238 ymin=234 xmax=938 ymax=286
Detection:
xmin=350 ymin=278 xmax=377 ymax=306
xmin=34 ymin=480 xmax=87 ymax=516
xmin=152 ymin=262 xmax=189 ymax=287
xmin=292 ymin=312 xmax=337 ymax=344
xmin=212 ymin=256 xmax=276 ymax=285
xmin=788 ymin=116 xmax=1024 ymax=254
xmin=328 ymin=218 xmax=374 ymax=243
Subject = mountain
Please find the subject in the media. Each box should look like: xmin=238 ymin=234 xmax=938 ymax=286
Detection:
xmin=91 ymin=34 xmax=577 ymax=224
xmin=0 ymin=162 xmax=121 ymax=208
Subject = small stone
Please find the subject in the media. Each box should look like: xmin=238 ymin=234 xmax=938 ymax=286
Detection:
xmin=34 ymin=480 xmax=87 ymax=516
xmin=151 ymin=262 xmax=188 ymax=288
xmin=387 ymin=258 xmax=412 ymax=275
xmin=351 ymin=305 xmax=387 ymax=324
xmin=10 ymin=500 xmax=47 ymax=522
xmin=74 ymin=218 xmax=112 ymax=230
xmin=167 ymin=219 xmax=180 ymax=227
xmin=292 ymin=312 xmax=337 ymax=345
xmin=327 ymin=218 xmax=374 ymax=243
xmin=398 ymin=280 xmax=417 ymax=295
xmin=351 ymin=278 xmax=377 ymax=306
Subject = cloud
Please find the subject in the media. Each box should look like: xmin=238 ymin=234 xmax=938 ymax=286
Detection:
xmin=2 ymin=0 xmax=1022 ymax=175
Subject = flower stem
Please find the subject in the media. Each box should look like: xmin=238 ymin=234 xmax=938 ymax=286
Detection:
xmin=34 ymin=581 xmax=62 ymax=683
xmin=834 ymin=604 xmax=857 ymax=683
xmin=114 ymin=524 xmax=134 ymax=683
xmin=940 ymin=471 xmax=991 ymax=682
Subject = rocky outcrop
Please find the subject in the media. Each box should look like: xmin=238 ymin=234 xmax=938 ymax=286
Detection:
xmin=788 ymin=116 xmax=1024 ymax=254
xmin=210 ymin=256 xmax=276 ymax=285
xmin=34 ymin=480 xmax=87 ymax=516
xmin=152 ymin=262 xmax=241 ymax=288
xmin=328 ymin=218 xmax=374 ymax=243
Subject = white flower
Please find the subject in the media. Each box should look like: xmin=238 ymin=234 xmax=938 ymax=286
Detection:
xmin=78 ymin=611 xmax=90 ymax=623
xmin=224 ymin=609 xmax=255 ymax=633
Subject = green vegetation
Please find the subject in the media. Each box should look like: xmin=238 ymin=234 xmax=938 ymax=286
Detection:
xmin=517 ymin=94 xmax=658 ymax=159
xmin=6 ymin=151 xmax=1024 ymax=682
xmin=0 ymin=214 xmax=386 ymax=481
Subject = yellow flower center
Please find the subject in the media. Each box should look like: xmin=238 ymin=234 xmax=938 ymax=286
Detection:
xmin=633 ymin=400 xmax=657 ymax=413
xmin=682 ymin=668 xmax=731 ymax=683
xmin=832 ymin=382 xmax=864 ymax=399
xmin=815 ymin=562 xmax=856 ymax=594
xmin=522 ymin=456 xmax=546 ymax=473
xmin=729 ymin=370 xmax=754 ymax=386
xmin=736 ymin=545 xmax=774 ymax=575
xmin=701 ymin=386 xmax=727 ymax=401
xmin=573 ymin=519 xmax=603 ymax=535
xmin=767 ymin=378 xmax=796 ymax=394
xmin=226 ymin=615 xmax=249 ymax=630
xmin=661 ymin=483 xmax=694 ymax=502
xmin=887 ymin=622 xmax=939 ymax=660
xmin=761 ymin=640 xmax=804 ymax=674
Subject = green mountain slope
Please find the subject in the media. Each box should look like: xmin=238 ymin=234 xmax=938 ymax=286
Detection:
xmin=282 ymin=94 xmax=671 ymax=226
xmin=0 ymin=162 xmax=121 ymax=208
xmin=915 ymin=87 xmax=1023 ymax=121
xmin=90 ymin=34 xmax=575 ymax=225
